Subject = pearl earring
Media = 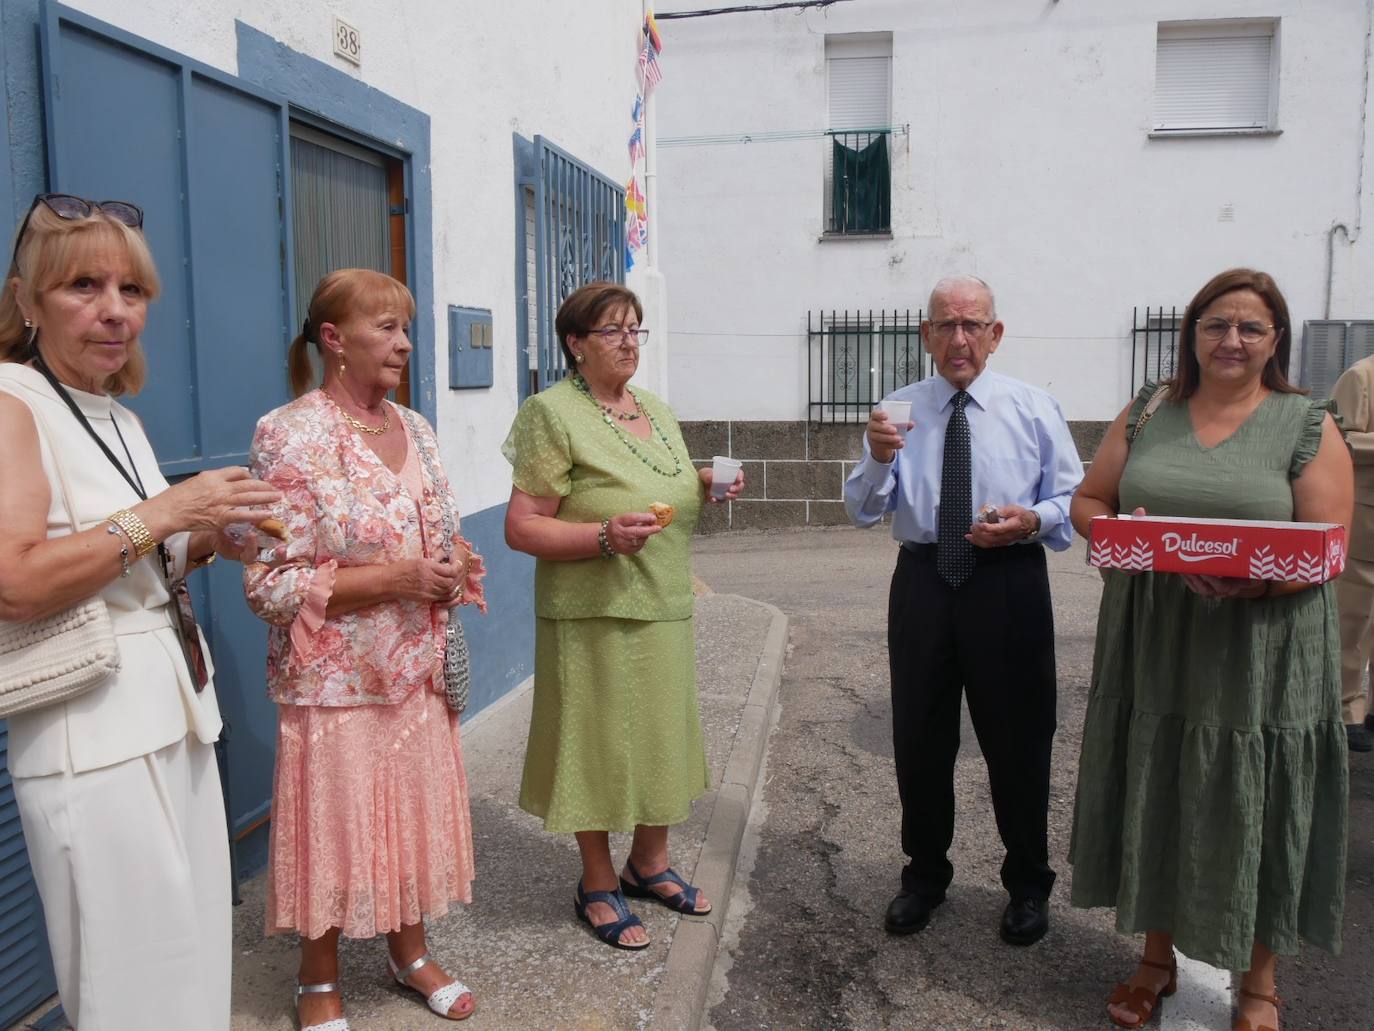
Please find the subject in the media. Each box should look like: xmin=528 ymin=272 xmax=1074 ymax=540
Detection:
xmin=338 ymin=353 xmax=346 ymax=378
xmin=574 ymin=353 xmax=585 ymax=363
xmin=23 ymin=319 xmax=32 ymax=328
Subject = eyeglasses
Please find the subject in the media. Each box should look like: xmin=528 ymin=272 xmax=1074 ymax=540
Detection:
xmin=1196 ymin=317 xmax=1275 ymax=344
xmin=11 ymin=193 xmax=145 ymax=268
xmin=588 ymin=326 xmax=651 ymax=346
xmin=929 ymin=319 xmax=994 ymax=340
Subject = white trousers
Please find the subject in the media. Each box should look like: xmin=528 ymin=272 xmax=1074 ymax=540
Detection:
xmin=14 ymin=735 xmax=231 ymax=1031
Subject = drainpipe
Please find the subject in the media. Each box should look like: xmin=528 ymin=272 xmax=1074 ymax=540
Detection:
xmin=1326 ymin=0 xmax=1373 ymax=317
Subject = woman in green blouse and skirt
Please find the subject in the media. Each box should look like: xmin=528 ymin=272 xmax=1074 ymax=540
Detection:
xmin=504 ymin=282 xmax=745 ymax=950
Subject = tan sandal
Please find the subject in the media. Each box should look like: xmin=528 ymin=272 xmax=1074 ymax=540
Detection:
xmin=1106 ymin=954 xmax=1177 ymax=1028
xmin=1234 ymin=987 xmax=1281 ymax=1031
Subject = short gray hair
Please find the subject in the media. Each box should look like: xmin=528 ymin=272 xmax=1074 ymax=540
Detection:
xmin=927 ymin=274 xmax=996 ymax=319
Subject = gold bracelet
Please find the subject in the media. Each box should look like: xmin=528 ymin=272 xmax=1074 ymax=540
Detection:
xmin=188 ymin=551 xmax=218 ymax=572
xmin=108 ymin=508 xmax=158 ymax=559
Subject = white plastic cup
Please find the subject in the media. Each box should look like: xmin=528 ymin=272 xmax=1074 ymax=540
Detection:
xmin=879 ymin=399 xmax=912 ymax=430
xmin=710 ymin=455 xmax=743 ymax=499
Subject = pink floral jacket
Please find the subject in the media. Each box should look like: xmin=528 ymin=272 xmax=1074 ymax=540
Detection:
xmin=244 ymin=391 xmax=486 ymax=706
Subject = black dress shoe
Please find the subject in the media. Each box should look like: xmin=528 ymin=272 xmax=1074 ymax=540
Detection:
xmin=1000 ymin=897 xmax=1049 ymax=946
xmin=885 ymin=890 xmax=944 ymax=935
xmin=1348 ymin=723 xmax=1374 ymax=753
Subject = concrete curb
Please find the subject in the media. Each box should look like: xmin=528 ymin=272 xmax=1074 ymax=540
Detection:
xmin=650 ymin=595 xmax=789 ymax=1031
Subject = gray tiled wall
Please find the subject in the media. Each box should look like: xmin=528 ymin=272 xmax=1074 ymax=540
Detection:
xmin=682 ymin=420 xmax=1107 ymax=533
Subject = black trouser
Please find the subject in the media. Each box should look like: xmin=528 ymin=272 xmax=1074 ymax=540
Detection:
xmin=888 ymin=542 xmax=1057 ymax=902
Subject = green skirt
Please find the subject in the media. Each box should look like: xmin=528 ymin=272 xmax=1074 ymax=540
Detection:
xmin=519 ymin=616 xmax=709 ymax=833
xmin=1069 ymin=572 xmax=1348 ymax=970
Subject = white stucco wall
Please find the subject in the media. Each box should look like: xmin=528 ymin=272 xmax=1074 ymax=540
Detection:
xmin=657 ymin=0 xmax=1374 ymax=422
xmin=56 ymin=0 xmax=651 ymax=514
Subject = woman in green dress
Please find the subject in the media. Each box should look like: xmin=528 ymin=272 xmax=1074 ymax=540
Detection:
xmin=1069 ymin=268 xmax=1351 ymax=1031
xmin=503 ymin=282 xmax=745 ymax=950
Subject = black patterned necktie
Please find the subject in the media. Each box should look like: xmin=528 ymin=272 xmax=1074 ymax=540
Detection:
xmin=937 ymin=390 xmax=975 ymax=587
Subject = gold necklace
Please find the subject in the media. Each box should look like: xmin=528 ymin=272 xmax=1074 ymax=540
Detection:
xmin=325 ymin=390 xmax=390 ymax=436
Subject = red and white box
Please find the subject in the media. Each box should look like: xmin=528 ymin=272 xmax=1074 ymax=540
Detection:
xmin=1088 ymin=515 xmax=1347 ymax=584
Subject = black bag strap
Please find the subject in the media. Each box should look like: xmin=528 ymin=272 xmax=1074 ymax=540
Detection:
xmin=32 ymin=354 xmax=172 ymax=573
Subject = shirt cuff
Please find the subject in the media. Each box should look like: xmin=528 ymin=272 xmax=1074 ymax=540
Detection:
xmin=1030 ymin=502 xmax=1059 ymax=538
xmin=288 ymin=559 xmax=338 ymax=660
xmin=857 ymin=453 xmax=897 ymax=491
xmin=456 ymin=542 xmax=488 ymax=615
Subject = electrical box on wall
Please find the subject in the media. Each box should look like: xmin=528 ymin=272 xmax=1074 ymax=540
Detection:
xmin=448 ymin=306 xmax=493 ymax=389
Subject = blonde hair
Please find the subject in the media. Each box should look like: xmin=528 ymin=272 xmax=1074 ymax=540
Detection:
xmin=0 ymin=203 xmax=161 ymax=396
xmin=289 ymin=268 xmax=416 ymax=397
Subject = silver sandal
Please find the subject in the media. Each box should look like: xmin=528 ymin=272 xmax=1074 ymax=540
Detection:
xmin=388 ymin=951 xmax=475 ymax=1021
xmin=295 ymin=981 xmax=350 ymax=1031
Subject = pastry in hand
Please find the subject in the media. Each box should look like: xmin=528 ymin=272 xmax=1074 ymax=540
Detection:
xmin=257 ymin=516 xmax=288 ymax=541
xmin=649 ymin=502 xmax=675 ymax=528
xmin=976 ymin=504 xmax=1001 ymax=525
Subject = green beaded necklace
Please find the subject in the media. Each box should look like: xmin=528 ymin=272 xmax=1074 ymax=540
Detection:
xmin=573 ymin=374 xmax=684 ymax=478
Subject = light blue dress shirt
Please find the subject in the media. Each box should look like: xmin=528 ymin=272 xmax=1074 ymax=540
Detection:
xmin=843 ymin=370 xmax=1083 ymax=552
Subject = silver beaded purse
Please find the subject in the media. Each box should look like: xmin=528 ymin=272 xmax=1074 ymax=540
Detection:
xmin=400 ymin=408 xmax=471 ymax=714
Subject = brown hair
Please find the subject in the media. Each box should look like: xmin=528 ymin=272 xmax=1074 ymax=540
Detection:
xmin=1170 ymin=268 xmax=1303 ymax=400
xmin=554 ymin=282 xmax=643 ymax=367
xmin=1 ymin=203 xmax=161 ymax=396
xmin=289 ymin=268 xmax=416 ymax=397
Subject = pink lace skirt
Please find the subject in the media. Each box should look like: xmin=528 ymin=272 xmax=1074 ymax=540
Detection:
xmin=265 ymin=684 xmax=474 ymax=940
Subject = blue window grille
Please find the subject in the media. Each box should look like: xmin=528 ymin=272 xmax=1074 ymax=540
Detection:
xmin=514 ymin=135 xmax=625 ymax=399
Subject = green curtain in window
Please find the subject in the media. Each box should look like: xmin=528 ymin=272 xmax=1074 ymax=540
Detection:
xmin=831 ymin=134 xmax=890 ymax=233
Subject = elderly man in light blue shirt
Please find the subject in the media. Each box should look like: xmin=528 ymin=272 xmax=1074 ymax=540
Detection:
xmin=844 ymin=274 xmax=1081 ymax=948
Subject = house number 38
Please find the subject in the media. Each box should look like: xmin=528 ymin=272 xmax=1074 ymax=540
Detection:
xmin=333 ymin=17 xmax=361 ymax=66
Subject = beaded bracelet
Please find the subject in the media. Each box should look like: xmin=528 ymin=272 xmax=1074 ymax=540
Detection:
xmin=598 ymin=518 xmax=617 ymax=558
xmin=108 ymin=508 xmax=158 ymax=558
xmin=105 ymin=524 xmax=132 ymax=578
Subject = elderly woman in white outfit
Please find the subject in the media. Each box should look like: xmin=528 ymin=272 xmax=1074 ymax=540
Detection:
xmin=0 ymin=194 xmax=280 ymax=1029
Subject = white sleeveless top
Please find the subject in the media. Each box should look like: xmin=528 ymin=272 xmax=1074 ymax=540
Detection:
xmin=0 ymin=364 xmax=222 ymax=777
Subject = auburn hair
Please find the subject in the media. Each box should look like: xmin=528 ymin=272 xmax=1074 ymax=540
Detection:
xmin=554 ymin=282 xmax=643 ymax=367
xmin=1169 ymin=268 xmax=1303 ymax=400
xmin=289 ymin=268 xmax=416 ymax=397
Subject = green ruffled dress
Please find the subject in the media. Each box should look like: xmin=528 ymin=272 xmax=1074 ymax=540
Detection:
xmin=1069 ymin=385 xmax=1348 ymax=970
xmin=502 ymin=377 xmax=708 ymax=833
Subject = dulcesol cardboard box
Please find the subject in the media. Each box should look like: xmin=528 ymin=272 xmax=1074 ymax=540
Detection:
xmin=1088 ymin=515 xmax=1347 ymax=584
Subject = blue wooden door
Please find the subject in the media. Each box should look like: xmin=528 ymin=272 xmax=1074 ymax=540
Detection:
xmin=39 ymin=2 xmax=293 ymax=873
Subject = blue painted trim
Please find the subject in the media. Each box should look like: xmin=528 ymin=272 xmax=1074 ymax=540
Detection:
xmin=1 ymin=0 xmax=46 ymax=226
xmin=31 ymin=1001 xmax=66 ymax=1030
xmin=235 ymin=22 xmax=436 ymax=427
xmin=450 ymin=501 xmax=536 ymax=714
xmin=0 ymin=20 xmax=15 ymax=239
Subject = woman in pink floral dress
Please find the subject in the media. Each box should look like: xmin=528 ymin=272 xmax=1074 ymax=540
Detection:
xmin=244 ymin=269 xmax=485 ymax=1029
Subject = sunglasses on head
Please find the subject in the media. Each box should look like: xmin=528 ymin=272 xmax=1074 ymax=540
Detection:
xmin=11 ymin=193 xmax=145 ymax=268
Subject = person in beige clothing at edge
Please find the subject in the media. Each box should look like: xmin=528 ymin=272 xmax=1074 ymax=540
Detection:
xmin=1332 ymin=353 xmax=1374 ymax=751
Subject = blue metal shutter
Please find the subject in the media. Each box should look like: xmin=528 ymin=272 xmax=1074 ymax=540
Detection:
xmin=531 ymin=137 xmax=625 ymax=393
xmin=42 ymin=3 xmax=294 ymax=474
xmin=37 ymin=1 xmax=292 ymax=890
xmin=0 ymin=727 xmax=57 ymax=1029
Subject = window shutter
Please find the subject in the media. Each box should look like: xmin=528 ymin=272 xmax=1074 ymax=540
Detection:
xmin=1154 ymin=32 xmax=1273 ymax=131
xmin=0 ymin=726 xmax=57 ymax=1028
xmin=1302 ymin=321 xmax=1350 ymax=399
xmin=289 ymin=128 xmax=392 ymax=332
xmin=827 ymin=57 xmax=891 ymax=130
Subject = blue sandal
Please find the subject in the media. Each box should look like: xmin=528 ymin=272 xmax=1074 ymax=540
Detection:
xmin=574 ymin=881 xmax=650 ymax=950
xmin=619 ymin=860 xmax=712 ymax=915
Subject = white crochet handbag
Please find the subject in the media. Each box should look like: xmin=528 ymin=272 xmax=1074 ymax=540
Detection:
xmin=0 ymin=400 xmax=120 ymax=717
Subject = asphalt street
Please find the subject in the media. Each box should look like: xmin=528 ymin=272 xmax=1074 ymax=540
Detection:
xmin=691 ymin=526 xmax=1372 ymax=1031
